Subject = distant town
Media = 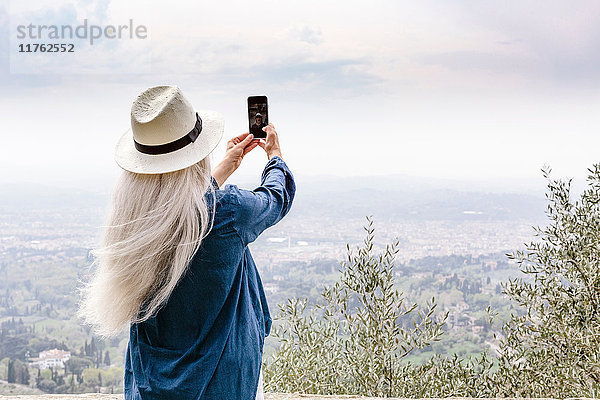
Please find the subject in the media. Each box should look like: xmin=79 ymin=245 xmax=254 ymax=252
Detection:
xmin=0 ymin=181 xmax=544 ymax=393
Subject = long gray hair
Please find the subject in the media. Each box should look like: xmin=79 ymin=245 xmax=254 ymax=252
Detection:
xmin=77 ymin=157 xmax=215 ymax=338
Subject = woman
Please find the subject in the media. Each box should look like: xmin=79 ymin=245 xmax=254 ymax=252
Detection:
xmin=77 ymin=86 xmax=296 ymax=399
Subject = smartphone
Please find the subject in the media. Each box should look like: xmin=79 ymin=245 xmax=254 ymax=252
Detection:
xmin=247 ymin=95 xmax=268 ymax=139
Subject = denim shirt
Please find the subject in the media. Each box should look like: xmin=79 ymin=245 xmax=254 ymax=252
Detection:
xmin=124 ymin=156 xmax=295 ymax=399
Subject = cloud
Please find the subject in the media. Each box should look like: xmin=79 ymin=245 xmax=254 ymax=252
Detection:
xmin=5 ymin=0 xmax=151 ymax=76
xmin=21 ymin=2 xmax=78 ymax=26
xmin=0 ymin=2 xmax=8 ymax=65
xmin=246 ymin=57 xmax=380 ymax=94
xmin=3 ymin=0 xmax=600 ymax=96
xmin=0 ymin=3 xmax=72 ymax=88
xmin=284 ymin=24 xmax=323 ymax=45
xmin=416 ymin=50 xmax=534 ymax=75
xmin=428 ymin=1 xmax=600 ymax=88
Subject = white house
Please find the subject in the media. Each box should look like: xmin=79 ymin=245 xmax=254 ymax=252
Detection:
xmin=30 ymin=348 xmax=71 ymax=369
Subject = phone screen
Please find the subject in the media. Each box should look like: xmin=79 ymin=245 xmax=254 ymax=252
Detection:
xmin=248 ymin=96 xmax=268 ymax=139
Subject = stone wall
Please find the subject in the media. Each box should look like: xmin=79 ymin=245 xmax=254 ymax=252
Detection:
xmin=0 ymin=395 xmax=372 ymax=400
xmin=0 ymin=395 xmax=581 ymax=400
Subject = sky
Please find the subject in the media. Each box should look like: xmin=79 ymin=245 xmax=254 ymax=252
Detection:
xmin=0 ymin=0 xmax=599 ymax=190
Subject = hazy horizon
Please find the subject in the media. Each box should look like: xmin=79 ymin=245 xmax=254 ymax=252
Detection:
xmin=0 ymin=167 xmax=555 ymax=196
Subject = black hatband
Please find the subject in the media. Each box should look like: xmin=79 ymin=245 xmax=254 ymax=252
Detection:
xmin=134 ymin=113 xmax=203 ymax=155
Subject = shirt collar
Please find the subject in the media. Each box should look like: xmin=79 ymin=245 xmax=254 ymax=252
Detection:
xmin=210 ymin=176 xmax=220 ymax=190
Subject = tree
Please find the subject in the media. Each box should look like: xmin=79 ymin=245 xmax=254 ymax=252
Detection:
xmin=65 ymin=355 xmax=92 ymax=376
xmin=14 ymin=359 xmax=29 ymax=385
xmin=495 ymin=165 xmax=600 ymax=397
xmin=264 ymin=217 xmax=446 ymax=396
xmin=6 ymin=358 xmax=15 ymax=383
xmin=90 ymin=337 xmax=97 ymax=356
xmin=264 ymin=165 xmax=600 ymax=397
xmin=104 ymin=350 xmax=111 ymax=366
xmin=38 ymin=378 xmax=57 ymax=393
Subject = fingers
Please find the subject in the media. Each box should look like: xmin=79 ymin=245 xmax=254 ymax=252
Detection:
xmin=243 ymin=141 xmax=260 ymax=156
xmin=228 ymin=132 xmax=264 ymax=158
xmin=235 ymin=133 xmax=254 ymax=148
xmin=262 ymin=123 xmax=276 ymax=137
xmin=232 ymin=132 xmax=251 ymax=142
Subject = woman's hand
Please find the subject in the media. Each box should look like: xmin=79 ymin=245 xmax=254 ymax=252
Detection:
xmin=258 ymin=123 xmax=283 ymax=160
xmin=212 ymin=133 xmax=260 ymax=188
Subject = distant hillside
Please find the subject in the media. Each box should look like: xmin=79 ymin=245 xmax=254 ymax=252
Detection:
xmin=0 ymin=379 xmax=43 ymax=395
xmin=289 ymin=187 xmax=546 ymax=221
xmin=0 ymin=184 xmax=108 ymax=209
xmin=0 ymin=175 xmax=547 ymax=222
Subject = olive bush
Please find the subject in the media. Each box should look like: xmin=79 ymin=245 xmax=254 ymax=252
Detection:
xmin=494 ymin=165 xmax=600 ymax=397
xmin=264 ymin=165 xmax=600 ymax=398
xmin=264 ymin=217 xmax=446 ymax=396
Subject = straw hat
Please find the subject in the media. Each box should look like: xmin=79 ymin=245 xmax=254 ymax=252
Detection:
xmin=115 ymin=86 xmax=224 ymax=174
